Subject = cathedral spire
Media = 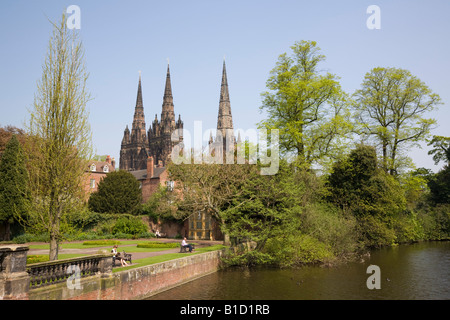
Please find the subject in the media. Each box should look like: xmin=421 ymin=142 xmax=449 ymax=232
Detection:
xmin=217 ymin=60 xmax=233 ymax=138
xmin=161 ymin=63 xmax=175 ymax=124
xmin=131 ymin=72 xmax=146 ymax=144
xmin=135 ymin=71 xmax=143 ymax=110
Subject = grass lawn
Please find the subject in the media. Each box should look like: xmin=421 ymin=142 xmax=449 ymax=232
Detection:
xmin=26 ymin=240 xmax=225 ymax=268
xmin=112 ymin=244 xmax=226 ymax=273
xmin=28 ymin=239 xmax=162 ymax=250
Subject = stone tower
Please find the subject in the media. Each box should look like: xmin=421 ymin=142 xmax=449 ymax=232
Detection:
xmin=119 ymin=73 xmax=149 ymax=171
xmin=148 ymin=64 xmax=184 ymax=166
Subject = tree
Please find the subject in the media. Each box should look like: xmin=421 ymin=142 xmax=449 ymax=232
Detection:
xmin=0 ymin=135 xmax=30 ymax=241
xmin=88 ymin=170 xmax=142 ymax=215
xmin=327 ymin=145 xmax=408 ymax=248
xmin=24 ymin=13 xmax=93 ymax=260
xmin=327 ymin=144 xmax=405 ymax=217
xmin=354 ymin=67 xmax=441 ymax=175
xmin=427 ymin=135 xmax=450 ymax=166
xmin=0 ymin=126 xmax=27 ymax=161
xmin=259 ymin=40 xmax=352 ymax=168
xmin=168 ymin=161 xmax=252 ymax=245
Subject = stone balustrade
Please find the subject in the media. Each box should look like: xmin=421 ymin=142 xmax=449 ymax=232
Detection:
xmin=27 ymin=254 xmax=112 ymax=288
xmin=0 ymin=245 xmax=113 ymax=300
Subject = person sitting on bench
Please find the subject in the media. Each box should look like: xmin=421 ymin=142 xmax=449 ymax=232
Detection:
xmin=112 ymin=245 xmax=128 ymax=267
xmin=181 ymin=237 xmax=194 ymax=253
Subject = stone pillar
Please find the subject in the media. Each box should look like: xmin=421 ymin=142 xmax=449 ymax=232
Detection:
xmin=96 ymin=250 xmax=113 ymax=278
xmin=0 ymin=245 xmax=30 ymax=300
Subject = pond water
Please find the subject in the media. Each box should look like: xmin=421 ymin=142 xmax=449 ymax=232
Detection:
xmin=148 ymin=241 xmax=450 ymax=300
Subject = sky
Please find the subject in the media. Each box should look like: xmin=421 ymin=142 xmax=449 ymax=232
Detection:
xmin=1 ymin=0 xmax=449 ymax=172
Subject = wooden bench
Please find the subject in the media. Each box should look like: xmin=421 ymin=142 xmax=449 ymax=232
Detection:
xmin=179 ymin=243 xmax=195 ymax=253
xmin=112 ymin=251 xmax=132 ymax=266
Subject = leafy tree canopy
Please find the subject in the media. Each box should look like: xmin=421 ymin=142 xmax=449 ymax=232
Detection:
xmin=88 ymin=170 xmax=142 ymax=214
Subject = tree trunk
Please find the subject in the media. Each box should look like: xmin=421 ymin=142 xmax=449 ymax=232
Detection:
xmin=221 ymin=218 xmax=231 ymax=246
xmin=49 ymin=234 xmax=59 ymax=261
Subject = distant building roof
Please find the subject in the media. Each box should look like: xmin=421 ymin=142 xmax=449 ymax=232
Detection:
xmin=130 ymin=167 xmax=166 ymax=181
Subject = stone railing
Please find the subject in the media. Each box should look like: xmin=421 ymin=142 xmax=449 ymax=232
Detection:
xmin=27 ymin=254 xmax=112 ymax=288
xmin=0 ymin=245 xmax=113 ymax=299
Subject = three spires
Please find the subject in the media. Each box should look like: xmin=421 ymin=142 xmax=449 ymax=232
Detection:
xmin=120 ymin=60 xmax=235 ymax=170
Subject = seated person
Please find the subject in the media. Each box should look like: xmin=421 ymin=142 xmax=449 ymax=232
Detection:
xmin=181 ymin=237 xmax=194 ymax=253
xmin=111 ymin=245 xmax=128 ymax=267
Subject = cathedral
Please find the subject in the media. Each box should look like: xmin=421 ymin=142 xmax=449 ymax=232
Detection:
xmin=120 ymin=60 xmax=235 ymax=172
xmin=119 ymin=61 xmax=234 ymax=240
xmin=119 ymin=64 xmax=183 ymax=171
xmin=119 ymin=61 xmax=235 ymax=241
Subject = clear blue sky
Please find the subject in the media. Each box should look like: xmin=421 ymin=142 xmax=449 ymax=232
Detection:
xmin=1 ymin=0 xmax=449 ymax=171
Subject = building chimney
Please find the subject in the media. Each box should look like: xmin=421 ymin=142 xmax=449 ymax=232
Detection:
xmin=111 ymin=157 xmax=116 ymax=170
xmin=147 ymin=157 xmax=154 ymax=179
xmin=106 ymin=155 xmax=111 ymax=164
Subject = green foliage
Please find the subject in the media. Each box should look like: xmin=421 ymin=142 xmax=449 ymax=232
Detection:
xmin=428 ymin=165 xmax=450 ymax=204
xmin=142 ymin=186 xmax=179 ymax=222
xmin=417 ymin=204 xmax=450 ymax=240
xmin=136 ymin=242 xmax=180 ymax=248
xmin=427 ymin=135 xmax=450 ymax=165
xmin=265 ymin=234 xmax=334 ymax=267
xmin=88 ymin=170 xmax=142 ymax=214
xmin=327 ymin=145 xmax=406 ymax=217
xmin=24 ymin=13 xmax=94 ymax=260
xmin=354 ymin=67 xmax=441 ymax=174
xmin=112 ymin=216 xmax=148 ymax=235
xmin=298 ymin=203 xmax=359 ymax=258
xmin=221 ymin=161 xmax=304 ymax=251
xmin=0 ymin=135 xmax=30 ymax=231
xmin=82 ymin=240 xmax=120 ymax=246
xmin=259 ymin=40 xmax=352 ymax=167
xmin=356 ymin=215 xmax=396 ymax=248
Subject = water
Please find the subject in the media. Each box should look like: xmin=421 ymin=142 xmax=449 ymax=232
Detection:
xmin=148 ymin=241 xmax=450 ymax=300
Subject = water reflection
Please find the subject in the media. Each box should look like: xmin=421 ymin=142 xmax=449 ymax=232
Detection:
xmin=148 ymin=241 xmax=450 ymax=300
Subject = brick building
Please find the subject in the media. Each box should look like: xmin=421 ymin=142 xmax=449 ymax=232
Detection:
xmin=84 ymin=155 xmax=116 ymax=196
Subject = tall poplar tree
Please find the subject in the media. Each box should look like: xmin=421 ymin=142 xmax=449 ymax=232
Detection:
xmin=24 ymin=13 xmax=93 ymax=260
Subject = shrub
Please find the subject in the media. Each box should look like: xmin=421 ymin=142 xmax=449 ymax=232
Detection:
xmin=265 ymin=234 xmax=334 ymax=267
xmin=112 ymin=217 xmax=148 ymax=235
xmin=136 ymin=242 xmax=180 ymax=249
xmin=82 ymin=240 xmax=121 ymax=246
xmin=357 ymin=215 xmax=396 ymax=248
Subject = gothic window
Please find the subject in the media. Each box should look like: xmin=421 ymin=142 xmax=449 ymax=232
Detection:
xmin=166 ymin=180 xmax=174 ymax=191
xmin=90 ymin=179 xmax=96 ymax=189
xmin=103 ymin=165 xmax=109 ymax=173
xmin=90 ymin=164 xmax=96 ymax=171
